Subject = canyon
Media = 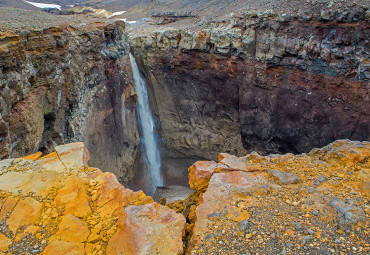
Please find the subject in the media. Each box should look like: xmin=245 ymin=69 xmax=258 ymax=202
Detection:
xmin=0 ymin=0 xmax=369 ymax=254
xmin=1 ymin=2 xmax=369 ymax=189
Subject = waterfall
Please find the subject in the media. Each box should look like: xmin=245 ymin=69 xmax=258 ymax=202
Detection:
xmin=129 ymin=53 xmax=163 ymax=195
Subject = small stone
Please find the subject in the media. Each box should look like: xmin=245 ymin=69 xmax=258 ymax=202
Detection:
xmin=291 ymin=222 xmax=305 ymax=231
xmin=245 ymin=233 xmax=253 ymax=239
xmin=308 ymin=229 xmax=314 ymax=235
xmin=301 ymin=236 xmax=314 ymax=245
xmin=91 ymin=193 xmax=99 ymax=202
xmin=271 ymin=170 xmax=300 ymax=185
xmin=312 ymin=210 xmax=319 ymax=216
xmin=313 ymin=176 xmax=328 ymax=187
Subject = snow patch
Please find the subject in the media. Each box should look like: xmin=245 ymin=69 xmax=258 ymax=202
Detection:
xmin=118 ymin=18 xmax=137 ymax=24
xmin=24 ymin=1 xmax=61 ymax=10
xmin=108 ymin=11 xmax=126 ymax=18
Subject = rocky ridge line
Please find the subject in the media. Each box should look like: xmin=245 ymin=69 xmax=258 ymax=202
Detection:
xmin=129 ymin=7 xmax=369 ymax=81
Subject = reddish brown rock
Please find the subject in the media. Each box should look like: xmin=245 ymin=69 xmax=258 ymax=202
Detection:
xmin=188 ymin=161 xmax=221 ymax=192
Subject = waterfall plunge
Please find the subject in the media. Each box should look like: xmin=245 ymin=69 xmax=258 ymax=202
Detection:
xmin=129 ymin=53 xmax=163 ymax=195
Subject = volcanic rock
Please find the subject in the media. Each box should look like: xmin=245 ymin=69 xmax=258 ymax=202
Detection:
xmin=0 ymin=142 xmax=186 ymax=254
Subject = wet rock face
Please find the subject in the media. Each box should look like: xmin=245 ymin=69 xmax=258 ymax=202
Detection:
xmin=0 ymin=21 xmax=140 ymax=184
xmin=129 ymin=15 xmax=369 ymax=158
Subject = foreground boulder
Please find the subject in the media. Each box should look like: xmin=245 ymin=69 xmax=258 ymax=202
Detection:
xmin=186 ymin=140 xmax=369 ymax=254
xmin=0 ymin=142 xmax=185 ymax=255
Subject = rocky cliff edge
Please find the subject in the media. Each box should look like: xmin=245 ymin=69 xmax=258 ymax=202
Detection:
xmin=0 ymin=142 xmax=185 ymax=255
xmin=0 ymin=139 xmax=368 ymax=254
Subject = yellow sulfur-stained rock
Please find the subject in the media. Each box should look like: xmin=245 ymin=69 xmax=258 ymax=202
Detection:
xmin=21 ymin=151 xmax=42 ymax=161
xmin=188 ymin=161 xmax=220 ymax=192
xmin=42 ymin=241 xmax=85 ymax=255
xmin=0 ymin=233 xmax=11 ymax=252
xmin=51 ymin=214 xmax=90 ymax=242
xmin=6 ymin=197 xmax=42 ymax=232
xmin=55 ymin=177 xmax=92 ymax=219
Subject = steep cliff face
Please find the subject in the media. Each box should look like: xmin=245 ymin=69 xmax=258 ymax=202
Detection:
xmin=128 ymin=8 xmax=369 ymax=164
xmin=0 ymin=21 xmax=140 ymax=184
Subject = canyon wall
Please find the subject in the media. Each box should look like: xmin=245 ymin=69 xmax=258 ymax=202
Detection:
xmin=1 ymin=7 xmax=369 ymax=188
xmin=0 ymin=21 xmax=140 ymax=184
xmin=128 ymin=9 xmax=369 ymax=182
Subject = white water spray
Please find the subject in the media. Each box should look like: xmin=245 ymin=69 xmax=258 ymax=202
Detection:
xmin=129 ymin=53 xmax=163 ymax=195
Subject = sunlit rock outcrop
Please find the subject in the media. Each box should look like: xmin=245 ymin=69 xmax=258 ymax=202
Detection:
xmin=183 ymin=140 xmax=369 ymax=254
xmin=0 ymin=142 xmax=186 ymax=254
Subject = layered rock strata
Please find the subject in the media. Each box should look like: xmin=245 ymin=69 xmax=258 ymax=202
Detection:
xmin=128 ymin=5 xmax=369 ymax=179
xmin=0 ymin=21 xmax=140 ymax=184
xmin=0 ymin=142 xmax=185 ymax=254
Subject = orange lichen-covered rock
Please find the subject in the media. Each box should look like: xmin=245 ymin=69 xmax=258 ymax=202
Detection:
xmin=188 ymin=161 xmax=222 ymax=192
xmin=189 ymin=140 xmax=370 ymax=254
xmin=0 ymin=233 xmax=11 ymax=252
xmin=0 ymin=142 xmax=185 ymax=254
xmin=92 ymin=172 xmax=134 ymax=219
xmin=106 ymin=203 xmax=186 ymax=255
xmin=20 ymin=151 xmax=42 ymax=161
xmin=6 ymin=197 xmax=42 ymax=232
xmin=55 ymin=177 xmax=92 ymax=219
xmin=41 ymin=241 xmax=85 ymax=255
xmin=50 ymin=214 xmax=90 ymax=242
xmin=190 ymin=171 xmax=269 ymax=250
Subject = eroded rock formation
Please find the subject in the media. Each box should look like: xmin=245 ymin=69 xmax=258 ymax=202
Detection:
xmin=128 ymin=7 xmax=369 ymax=182
xmin=0 ymin=21 xmax=140 ymax=184
xmin=1 ymin=2 xmax=369 ymax=192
